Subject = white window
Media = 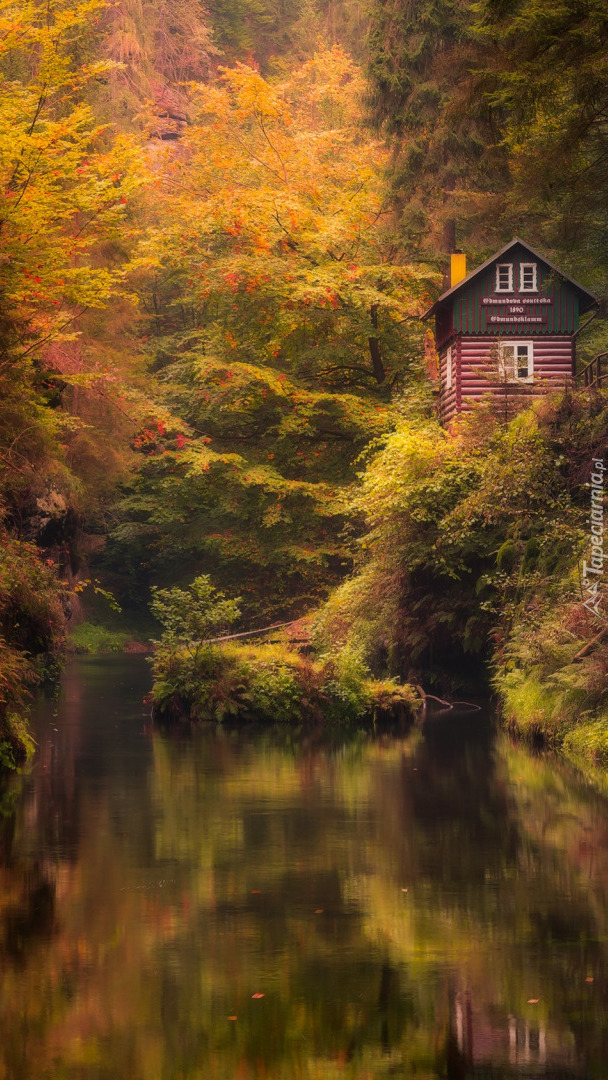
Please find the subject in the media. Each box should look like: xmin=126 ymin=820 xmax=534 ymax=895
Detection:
xmin=495 ymin=263 xmax=514 ymax=292
xmin=520 ymin=262 xmax=538 ymax=292
xmin=498 ymin=341 xmax=534 ymax=382
xmin=445 ymin=345 xmax=453 ymax=390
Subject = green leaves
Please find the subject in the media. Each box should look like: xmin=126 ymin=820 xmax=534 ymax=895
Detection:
xmin=316 ymin=393 xmax=605 ymax=687
xmin=150 ymin=574 xmax=241 ymax=653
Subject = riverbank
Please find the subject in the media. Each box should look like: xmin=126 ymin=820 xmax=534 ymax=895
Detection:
xmin=67 ymin=621 xmax=150 ymax=655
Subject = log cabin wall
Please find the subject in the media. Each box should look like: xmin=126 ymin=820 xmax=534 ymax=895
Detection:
xmin=438 ymin=339 xmax=459 ymax=425
xmin=441 ymin=336 xmax=574 ymax=425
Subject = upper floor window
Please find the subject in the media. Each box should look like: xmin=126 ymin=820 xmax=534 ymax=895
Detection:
xmin=498 ymin=341 xmax=533 ymax=382
xmin=520 ymin=262 xmax=538 ymax=292
xmin=445 ymin=345 xmax=453 ymax=390
xmin=495 ymin=263 xmax=513 ymax=292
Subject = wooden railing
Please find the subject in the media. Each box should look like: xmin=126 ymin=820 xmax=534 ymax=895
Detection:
xmin=576 ymin=351 xmax=608 ymax=389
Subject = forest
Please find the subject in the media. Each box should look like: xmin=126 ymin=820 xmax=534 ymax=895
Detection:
xmin=2 ymin=0 xmax=608 ymax=767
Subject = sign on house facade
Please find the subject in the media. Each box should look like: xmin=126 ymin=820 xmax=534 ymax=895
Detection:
xmin=424 ymin=239 xmax=598 ymax=426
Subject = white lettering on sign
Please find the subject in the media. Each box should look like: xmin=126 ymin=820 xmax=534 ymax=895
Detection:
xmin=489 ymin=315 xmax=545 ymax=323
xmin=482 ymin=295 xmax=553 ymax=305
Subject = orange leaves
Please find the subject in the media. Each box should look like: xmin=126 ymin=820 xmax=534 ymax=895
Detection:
xmin=0 ymin=11 xmax=145 ymax=348
xmin=155 ymin=48 xmax=391 ymax=292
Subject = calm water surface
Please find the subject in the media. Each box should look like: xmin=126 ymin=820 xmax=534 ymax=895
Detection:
xmin=1 ymin=657 xmax=608 ymax=1079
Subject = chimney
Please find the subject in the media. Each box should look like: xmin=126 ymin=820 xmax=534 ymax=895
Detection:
xmin=450 ymin=252 xmax=467 ymax=288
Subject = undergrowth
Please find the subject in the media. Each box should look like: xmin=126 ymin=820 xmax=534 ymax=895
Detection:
xmin=151 ymin=641 xmax=418 ymax=727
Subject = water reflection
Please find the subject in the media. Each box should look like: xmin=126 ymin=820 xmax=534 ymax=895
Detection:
xmin=0 ymin=658 xmax=607 ymax=1078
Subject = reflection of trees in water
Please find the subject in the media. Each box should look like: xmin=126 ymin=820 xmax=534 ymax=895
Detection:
xmin=338 ymin=716 xmax=608 ymax=1079
xmin=26 ymin=657 xmax=154 ymax=860
xmin=2 ymin=676 xmax=608 ymax=1077
xmin=1 ymin=871 xmax=55 ymax=964
xmin=0 ymin=776 xmax=56 ymax=965
xmin=398 ymin=713 xmax=518 ymax=884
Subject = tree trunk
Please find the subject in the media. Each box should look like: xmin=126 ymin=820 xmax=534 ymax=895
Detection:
xmin=443 ymin=217 xmax=456 ymax=254
xmin=368 ymin=303 xmax=385 ymax=383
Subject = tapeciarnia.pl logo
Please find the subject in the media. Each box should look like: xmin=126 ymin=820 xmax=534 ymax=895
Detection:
xmin=582 ymin=458 xmax=605 ymax=619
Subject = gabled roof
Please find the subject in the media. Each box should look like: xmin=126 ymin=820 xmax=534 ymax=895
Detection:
xmin=422 ymin=238 xmax=599 ymax=320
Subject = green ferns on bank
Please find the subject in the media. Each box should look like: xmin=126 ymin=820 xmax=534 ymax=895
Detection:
xmin=498 ymin=581 xmax=608 ymax=762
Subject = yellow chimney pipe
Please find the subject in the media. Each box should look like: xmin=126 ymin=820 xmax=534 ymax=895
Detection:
xmin=450 ymin=253 xmax=467 ymax=287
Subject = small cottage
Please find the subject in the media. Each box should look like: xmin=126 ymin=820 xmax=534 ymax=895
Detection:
xmin=424 ymin=239 xmax=598 ymax=425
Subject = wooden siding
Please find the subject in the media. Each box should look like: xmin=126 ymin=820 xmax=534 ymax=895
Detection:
xmin=453 ymin=245 xmax=579 ymax=337
xmin=438 ymin=340 xmax=459 ymax=425
xmin=435 ymin=303 xmax=453 ymax=349
xmin=439 ymin=336 xmax=574 ymax=426
xmin=434 ymin=243 xmax=584 ymax=349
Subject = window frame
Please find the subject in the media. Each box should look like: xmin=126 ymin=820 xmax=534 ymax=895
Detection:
xmin=445 ymin=344 xmax=453 ymax=390
xmin=519 ymin=262 xmax=538 ymax=293
xmin=495 ymin=262 xmax=514 ymax=293
xmin=497 ymin=340 xmax=534 ymax=383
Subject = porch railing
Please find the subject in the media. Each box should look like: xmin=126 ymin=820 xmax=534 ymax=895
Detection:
xmin=576 ymin=350 xmax=608 ymax=389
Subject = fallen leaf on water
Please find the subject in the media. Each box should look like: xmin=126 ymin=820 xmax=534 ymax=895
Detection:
xmin=586 ymin=977 xmax=595 ymax=983
xmin=315 ymin=909 xmax=324 ymax=914
xmin=227 ymin=1016 xmax=237 ymax=1020
xmin=251 ymin=890 xmax=261 ymax=894
xmin=252 ymin=993 xmax=265 ymax=999
xmin=527 ymin=998 xmax=540 ymax=1004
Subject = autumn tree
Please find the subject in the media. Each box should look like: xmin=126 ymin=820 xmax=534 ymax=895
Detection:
xmin=0 ymin=0 xmax=147 ymax=762
xmin=98 ymin=0 xmax=218 ymax=137
xmin=0 ymin=0 xmax=145 ymax=489
xmin=110 ymin=48 xmax=436 ymax=619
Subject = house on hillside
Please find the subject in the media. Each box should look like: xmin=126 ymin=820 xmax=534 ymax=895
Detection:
xmin=423 ymin=239 xmax=598 ymax=426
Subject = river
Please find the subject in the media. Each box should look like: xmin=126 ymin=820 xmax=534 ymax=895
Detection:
xmin=1 ymin=656 xmax=608 ymax=1079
